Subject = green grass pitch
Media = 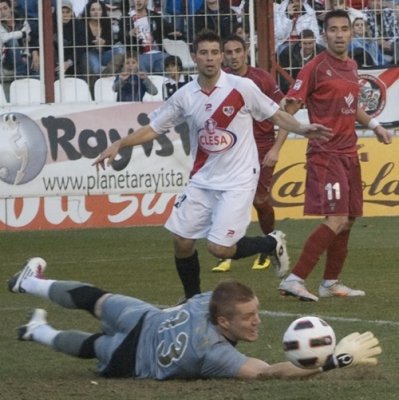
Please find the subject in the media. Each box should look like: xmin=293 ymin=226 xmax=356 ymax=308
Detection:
xmin=1 ymin=216 xmax=398 ymax=400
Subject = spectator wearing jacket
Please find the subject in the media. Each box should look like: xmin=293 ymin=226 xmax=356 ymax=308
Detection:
xmin=349 ymin=16 xmax=384 ymax=67
xmin=274 ymin=0 xmax=321 ymax=53
xmin=119 ymin=0 xmax=181 ymax=74
xmin=189 ymin=0 xmax=237 ymax=43
xmin=0 ymin=0 xmax=38 ymax=77
xmin=364 ymin=0 xmax=399 ymax=64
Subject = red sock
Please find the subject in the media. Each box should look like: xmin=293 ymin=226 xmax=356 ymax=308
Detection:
xmin=324 ymin=229 xmax=350 ymax=280
xmin=254 ymin=201 xmax=275 ymax=234
xmin=292 ymin=224 xmax=337 ymax=280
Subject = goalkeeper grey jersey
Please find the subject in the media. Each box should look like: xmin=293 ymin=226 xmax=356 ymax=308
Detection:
xmin=97 ymin=291 xmax=247 ymax=379
xmin=136 ymin=292 xmax=247 ymax=379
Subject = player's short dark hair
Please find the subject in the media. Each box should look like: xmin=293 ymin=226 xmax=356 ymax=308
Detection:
xmin=164 ymin=55 xmax=183 ymax=71
xmin=209 ymin=279 xmax=255 ymax=325
xmin=222 ymin=34 xmax=247 ymax=51
xmin=324 ymin=9 xmax=351 ymax=30
xmin=192 ymin=29 xmax=222 ymax=54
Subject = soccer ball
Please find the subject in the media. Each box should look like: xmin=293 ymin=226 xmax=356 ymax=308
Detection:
xmin=282 ymin=316 xmax=336 ymax=369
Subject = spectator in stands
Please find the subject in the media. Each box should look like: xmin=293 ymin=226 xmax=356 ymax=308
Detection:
xmin=278 ymin=29 xmax=324 ymax=93
xmin=0 ymin=0 xmax=38 ymax=77
xmin=165 ymin=0 xmax=189 ymax=39
xmin=15 ymin=2 xmax=54 ymax=74
xmin=15 ymin=0 xmax=56 ymax=18
xmin=54 ymin=0 xmax=86 ymax=78
xmin=164 ymin=0 xmax=204 ymax=40
xmin=274 ymin=0 xmax=321 ymax=53
xmin=233 ymin=22 xmax=251 ymax=62
xmin=364 ymin=0 xmax=399 ymax=64
xmin=112 ymin=50 xmax=158 ymax=101
xmin=234 ymin=21 xmax=249 ymax=43
xmin=190 ymin=0 xmax=238 ymax=42
xmin=229 ymin=0 xmax=249 ymax=26
xmin=313 ymin=0 xmax=327 ymax=33
xmin=162 ymin=55 xmax=192 ymax=100
xmin=326 ymin=0 xmax=366 ymax=22
xmin=349 ymin=16 xmax=384 ymax=67
xmin=80 ymin=0 xmax=125 ymax=78
xmin=119 ymin=0 xmax=181 ymax=74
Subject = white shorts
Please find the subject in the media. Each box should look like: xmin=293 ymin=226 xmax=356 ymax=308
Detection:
xmin=165 ymin=185 xmax=256 ymax=247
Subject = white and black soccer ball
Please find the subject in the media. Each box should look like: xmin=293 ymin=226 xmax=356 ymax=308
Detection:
xmin=282 ymin=316 xmax=336 ymax=369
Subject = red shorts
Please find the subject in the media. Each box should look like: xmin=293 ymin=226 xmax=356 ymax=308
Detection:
xmin=304 ymin=153 xmax=363 ymax=217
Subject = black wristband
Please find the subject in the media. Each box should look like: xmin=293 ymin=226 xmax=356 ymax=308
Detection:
xmin=322 ymin=353 xmax=354 ymax=371
xmin=322 ymin=354 xmax=338 ymax=371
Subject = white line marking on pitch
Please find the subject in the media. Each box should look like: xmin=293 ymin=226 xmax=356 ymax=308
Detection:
xmin=156 ymin=305 xmax=398 ymax=326
xmin=259 ymin=310 xmax=399 ymax=326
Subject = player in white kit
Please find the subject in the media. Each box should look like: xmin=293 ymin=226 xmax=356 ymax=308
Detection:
xmin=94 ymin=30 xmax=332 ymax=300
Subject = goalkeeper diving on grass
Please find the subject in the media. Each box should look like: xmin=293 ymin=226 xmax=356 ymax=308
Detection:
xmin=8 ymin=257 xmax=381 ymax=379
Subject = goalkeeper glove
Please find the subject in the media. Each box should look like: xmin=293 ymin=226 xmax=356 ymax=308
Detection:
xmin=322 ymin=331 xmax=382 ymax=371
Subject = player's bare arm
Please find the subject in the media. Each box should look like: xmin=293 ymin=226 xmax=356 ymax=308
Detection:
xmin=267 ymin=97 xmax=309 ymax=168
xmin=237 ymin=358 xmax=320 ymax=379
xmin=270 ymin=109 xmax=332 ymax=140
xmin=262 ymin=129 xmax=289 ymax=167
xmin=262 ymin=91 xmax=291 ymax=167
xmin=356 ymin=107 xmax=392 ymax=145
xmin=92 ymin=125 xmax=159 ymax=170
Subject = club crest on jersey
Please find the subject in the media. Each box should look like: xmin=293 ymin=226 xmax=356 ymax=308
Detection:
xmin=341 ymin=92 xmax=356 ymax=114
xmin=344 ymin=92 xmax=354 ymax=108
xmin=198 ymin=118 xmax=237 ymax=154
xmin=293 ymin=79 xmax=302 ymax=91
xmin=222 ymin=106 xmax=234 ymax=117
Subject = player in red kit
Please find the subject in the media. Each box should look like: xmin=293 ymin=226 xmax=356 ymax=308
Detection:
xmin=212 ymin=34 xmax=287 ymax=275
xmin=278 ymin=9 xmax=392 ymax=301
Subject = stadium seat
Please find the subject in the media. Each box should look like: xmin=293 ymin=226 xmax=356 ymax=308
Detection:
xmin=162 ymin=39 xmax=196 ymax=71
xmin=94 ymin=76 xmax=117 ymax=102
xmin=9 ymin=78 xmax=42 ymax=105
xmin=143 ymin=75 xmax=166 ymax=102
xmin=54 ymin=78 xmax=92 ymax=103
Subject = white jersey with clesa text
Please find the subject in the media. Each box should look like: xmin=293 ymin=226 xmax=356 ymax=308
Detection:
xmin=149 ymin=71 xmax=279 ymax=191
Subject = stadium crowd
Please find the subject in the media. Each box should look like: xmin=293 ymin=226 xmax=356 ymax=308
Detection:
xmin=0 ymin=0 xmax=398 ymax=102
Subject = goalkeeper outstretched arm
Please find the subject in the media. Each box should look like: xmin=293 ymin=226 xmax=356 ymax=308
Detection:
xmin=237 ymin=358 xmax=323 ymax=379
xmin=236 ymin=331 xmax=382 ymax=379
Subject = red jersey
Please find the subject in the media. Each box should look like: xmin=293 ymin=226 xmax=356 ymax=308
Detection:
xmin=287 ymin=51 xmax=360 ymax=156
xmin=226 ymin=66 xmax=284 ymax=150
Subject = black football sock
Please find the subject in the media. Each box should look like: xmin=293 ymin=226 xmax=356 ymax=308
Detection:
xmin=175 ymin=250 xmax=201 ymax=299
xmin=232 ymin=236 xmax=277 ymax=260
